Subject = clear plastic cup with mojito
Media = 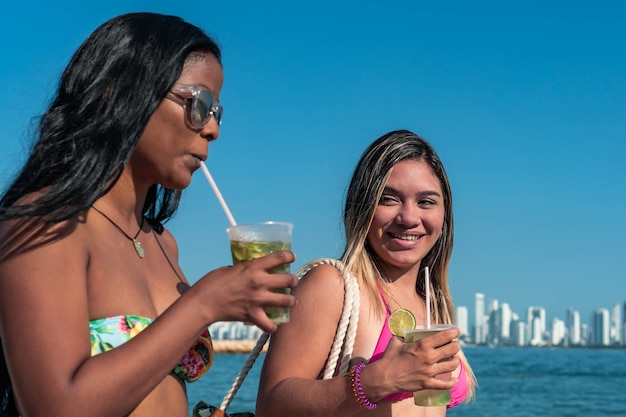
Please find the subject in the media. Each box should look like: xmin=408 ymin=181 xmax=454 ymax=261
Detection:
xmin=227 ymin=222 xmax=293 ymax=324
xmin=404 ymin=324 xmax=455 ymax=406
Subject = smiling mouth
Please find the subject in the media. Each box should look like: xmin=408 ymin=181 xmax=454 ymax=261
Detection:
xmin=389 ymin=233 xmax=422 ymax=241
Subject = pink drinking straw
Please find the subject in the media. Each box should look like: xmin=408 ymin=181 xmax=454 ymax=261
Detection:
xmin=424 ymin=266 xmax=431 ymax=329
xmin=199 ymin=161 xmax=237 ymax=226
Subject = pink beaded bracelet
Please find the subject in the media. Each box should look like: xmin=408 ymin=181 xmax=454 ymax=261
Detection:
xmin=349 ymin=362 xmax=377 ymax=410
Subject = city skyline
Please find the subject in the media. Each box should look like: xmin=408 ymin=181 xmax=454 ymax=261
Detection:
xmin=209 ymin=294 xmax=626 ymax=346
xmin=456 ymin=292 xmax=624 ymax=329
xmin=456 ymin=293 xmax=625 ymax=347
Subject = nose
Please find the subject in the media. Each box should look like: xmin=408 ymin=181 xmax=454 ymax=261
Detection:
xmin=200 ymin=117 xmax=220 ymax=142
xmin=395 ymin=203 xmax=421 ymax=227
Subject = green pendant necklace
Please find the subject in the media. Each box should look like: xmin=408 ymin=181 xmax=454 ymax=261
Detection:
xmin=91 ymin=206 xmax=145 ymax=258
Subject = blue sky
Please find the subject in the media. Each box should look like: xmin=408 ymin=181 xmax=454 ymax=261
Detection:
xmin=1 ymin=1 xmax=625 ymax=327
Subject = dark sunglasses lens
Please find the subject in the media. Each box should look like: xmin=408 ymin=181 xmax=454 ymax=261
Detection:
xmin=192 ymin=90 xmax=214 ymax=127
xmin=214 ymin=106 xmax=223 ymax=125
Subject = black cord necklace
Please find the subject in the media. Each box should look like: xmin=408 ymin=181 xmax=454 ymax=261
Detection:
xmin=91 ymin=206 xmax=145 ymax=258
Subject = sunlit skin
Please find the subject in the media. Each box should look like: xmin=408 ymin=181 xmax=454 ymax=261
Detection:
xmin=256 ymin=158 xmax=460 ymax=417
xmin=124 ymin=55 xmax=224 ymax=193
xmin=0 ymin=53 xmax=298 ymax=417
xmin=84 ymin=56 xmax=226 ymax=417
xmin=366 ymin=159 xmax=445 ymax=281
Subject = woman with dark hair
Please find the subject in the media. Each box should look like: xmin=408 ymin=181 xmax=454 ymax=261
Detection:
xmin=0 ymin=12 xmax=297 ymax=417
xmin=257 ymin=130 xmax=476 ymax=417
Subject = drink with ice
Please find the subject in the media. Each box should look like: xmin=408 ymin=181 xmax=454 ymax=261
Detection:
xmin=227 ymin=222 xmax=293 ymax=324
xmin=404 ymin=324 xmax=455 ymax=406
xmin=230 ymin=240 xmax=291 ymax=273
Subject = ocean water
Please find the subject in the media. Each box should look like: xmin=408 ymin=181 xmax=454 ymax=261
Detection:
xmin=187 ymin=346 xmax=626 ymax=416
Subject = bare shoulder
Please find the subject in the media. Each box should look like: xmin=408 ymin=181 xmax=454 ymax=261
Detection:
xmin=0 ymin=214 xmax=86 ymax=265
xmin=155 ymin=224 xmax=178 ymax=250
xmin=0 ymin=214 xmax=89 ymax=286
xmin=0 ymin=190 xmax=88 ymax=263
xmin=261 ymin=260 xmax=348 ymax=380
xmin=156 ymin=222 xmax=175 ymax=241
xmin=0 ymin=214 xmax=91 ymax=372
xmin=292 ymin=261 xmax=347 ymax=312
xmin=296 ymin=261 xmax=345 ymax=289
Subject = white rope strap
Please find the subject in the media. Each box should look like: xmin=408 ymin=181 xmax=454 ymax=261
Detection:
xmin=217 ymin=332 xmax=270 ymax=411
xmin=304 ymin=259 xmax=360 ymax=379
xmin=215 ymin=258 xmax=360 ymax=413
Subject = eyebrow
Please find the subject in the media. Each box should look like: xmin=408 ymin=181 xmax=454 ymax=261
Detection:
xmin=382 ymin=186 xmax=442 ymax=199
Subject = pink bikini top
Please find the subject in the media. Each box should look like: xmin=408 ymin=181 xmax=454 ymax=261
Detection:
xmin=369 ymin=288 xmax=468 ymax=408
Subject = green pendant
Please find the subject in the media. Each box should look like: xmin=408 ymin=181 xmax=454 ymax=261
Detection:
xmin=133 ymin=239 xmax=145 ymax=258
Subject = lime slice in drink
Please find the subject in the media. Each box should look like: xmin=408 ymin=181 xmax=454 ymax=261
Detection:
xmin=388 ymin=308 xmax=416 ymax=337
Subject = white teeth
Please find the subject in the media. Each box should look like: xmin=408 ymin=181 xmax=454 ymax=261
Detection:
xmin=393 ymin=234 xmax=419 ymax=241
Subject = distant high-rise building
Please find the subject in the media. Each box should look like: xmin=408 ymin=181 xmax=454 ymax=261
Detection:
xmin=474 ymin=293 xmax=485 ymax=344
xmin=581 ymin=323 xmax=590 ymax=345
xmin=530 ymin=316 xmax=543 ymax=346
xmin=487 ymin=299 xmax=499 ymax=345
xmin=500 ymin=303 xmax=512 ymax=343
xmin=567 ymin=308 xmax=581 ymax=346
xmin=456 ymin=306 xmax=469 ymax=339
xmin=610 ymin=303 xmax=622 ymax=345
xmin=527 ymin=306 xmax=546 ymax=346
xmin=623 ymin=301 xmax=626 ymax=346
xmin=593 ymin=308 xmax=610 ymax=346
xmin=511 ymin=320 xmax=526 ymax=346
xmin=551 ymin=318 xmax=566 ymax=346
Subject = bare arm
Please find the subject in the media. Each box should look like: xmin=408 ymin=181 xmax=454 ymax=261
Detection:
xmin=0 ymin=220 xmax=297 ymax=417
xmin=257 ymin=264 xmax=363 ymax=417
xmin=256 ymin=264 xmax=461 ymax=417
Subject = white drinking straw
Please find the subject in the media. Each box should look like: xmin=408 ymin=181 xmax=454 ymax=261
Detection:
xmin=425 ymin=266 xmax=431 ymax=329
xmin=199 ymin=161 xmax=237 ymax=226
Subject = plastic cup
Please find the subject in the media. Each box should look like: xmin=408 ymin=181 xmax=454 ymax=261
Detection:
xmin=403 ymin=324 xmax=456 ymax=406
xmin=226 ymin=222 xmax=293 ymax=324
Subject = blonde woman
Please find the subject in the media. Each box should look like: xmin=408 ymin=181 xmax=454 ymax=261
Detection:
xmin=257 ymin=130 xmax=476 ymax=416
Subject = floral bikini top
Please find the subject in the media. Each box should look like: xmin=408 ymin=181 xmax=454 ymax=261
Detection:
xmin=90 ymin=315 xmax=213 ymax=382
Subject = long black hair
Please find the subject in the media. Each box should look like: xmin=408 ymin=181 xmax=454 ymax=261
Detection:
xmin=0 ymin=12 xmax=221 ymax=224
xmin=0 ymin=12 xmax=221 ymax=416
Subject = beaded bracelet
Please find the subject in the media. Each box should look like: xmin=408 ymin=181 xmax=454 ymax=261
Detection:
xmin=349 ymin=362 xmax=377 ymax=410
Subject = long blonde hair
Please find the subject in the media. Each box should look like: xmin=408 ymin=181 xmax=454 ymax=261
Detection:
xmin=341 ymin=130 xmax=476 ymax=398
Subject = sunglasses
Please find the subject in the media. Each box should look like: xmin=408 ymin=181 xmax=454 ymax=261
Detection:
xmin=166 ymin=84 xmax=223 ymax=129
